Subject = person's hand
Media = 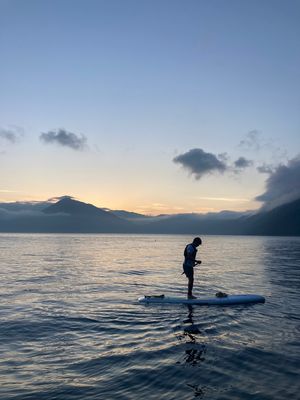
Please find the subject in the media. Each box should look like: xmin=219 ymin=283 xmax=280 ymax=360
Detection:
xmin=195 ymin=260 xmax=201 ymax=265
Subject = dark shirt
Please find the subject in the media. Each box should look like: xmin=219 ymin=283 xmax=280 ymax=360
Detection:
xmin=183 ymin=243 xmax=197 ymax=268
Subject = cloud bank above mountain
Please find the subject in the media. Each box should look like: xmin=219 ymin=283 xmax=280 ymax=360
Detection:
xmin=0 ymin=126 xmax=24 ymax=144
xmin=256 ymin=155 xmax=300 ymax=210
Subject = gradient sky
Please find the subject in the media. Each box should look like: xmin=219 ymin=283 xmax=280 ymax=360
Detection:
xmin=1 ymin=0 xmax=299 ymax=214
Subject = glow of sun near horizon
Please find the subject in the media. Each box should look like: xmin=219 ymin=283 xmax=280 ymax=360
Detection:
xmin=1 ymin=0 xmax=299 ymax=215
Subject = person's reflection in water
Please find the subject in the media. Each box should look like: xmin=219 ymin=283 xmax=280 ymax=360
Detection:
xmin=183 ymin=304 xmax=194 ymax=324
xmin=187 ymin=384 xmax=206 ymax=398
xmin=180 ymin=305 xmax=206 ymax=365
xmin=176 ymin=306 xmax=207 ymax=397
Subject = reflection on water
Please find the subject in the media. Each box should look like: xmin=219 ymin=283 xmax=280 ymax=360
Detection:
xmin=0 ymin=233 xmax=300 ymax=400
xmin=186 ymin=384 xmax=206 ymax=398
xmin=176 ymin=306 xmax=206 ymax=367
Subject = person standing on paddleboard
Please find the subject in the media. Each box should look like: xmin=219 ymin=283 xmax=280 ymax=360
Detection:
xmin=183 ymin=237 xmax=202 ymax=299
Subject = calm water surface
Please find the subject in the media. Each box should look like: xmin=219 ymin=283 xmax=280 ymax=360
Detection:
xmin=0 ymin=234 xmax=299 ymax=399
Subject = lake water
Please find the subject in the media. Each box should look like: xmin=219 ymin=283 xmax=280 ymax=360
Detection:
xmin=0 ymin=233 xmax=299 ymax=400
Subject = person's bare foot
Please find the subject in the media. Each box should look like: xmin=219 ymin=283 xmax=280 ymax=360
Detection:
xmin=188 ymin=295 xmax=197 ymax=299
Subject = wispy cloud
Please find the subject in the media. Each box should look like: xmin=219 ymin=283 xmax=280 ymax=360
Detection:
xmin=238 ymin=130 xmax=261 ymax=151
xmin=40 ymin=129 xmax=87 ymax=151
xmin=173 ymin=148 xmax=227 ymax=179
xmin=0 ymin=126 xmax=24 ymax=144
xmin=195 ymin=196 xmax=249 ymax=202
xmin=238 ymin=130 xmax=288 ymax=166
xmin=255 ymin=155 xmax=300 ymax=209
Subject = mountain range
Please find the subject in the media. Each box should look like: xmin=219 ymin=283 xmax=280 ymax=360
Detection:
xmin=0 ymin=196 xmax=299 ymax=235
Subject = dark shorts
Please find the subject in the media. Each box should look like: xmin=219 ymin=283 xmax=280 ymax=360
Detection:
xmin=183 ymin=264 xmax=194 ymax=279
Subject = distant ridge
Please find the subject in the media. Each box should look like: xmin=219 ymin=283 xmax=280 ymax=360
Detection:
xmin=109 ymin=209 xmax=152 ymax=220
xmin=44 ymin=197 xmax=121 ymax=219
xmin=0 ymin=196 xmax=299 ymax=235
xmin=245 ymin=198 xmax=300 ymax=236
xmin=41 ymin=197 xmax=131 ymax=232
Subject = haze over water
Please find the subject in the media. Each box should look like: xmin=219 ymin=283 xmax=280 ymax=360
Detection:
xmin=1 ymin=233 xmax=299 ymax=399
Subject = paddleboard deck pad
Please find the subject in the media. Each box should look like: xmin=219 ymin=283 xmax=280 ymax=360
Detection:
xmin=138 ymin=294 xmax=265 ymax=305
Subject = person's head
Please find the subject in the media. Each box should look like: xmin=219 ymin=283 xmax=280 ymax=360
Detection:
xmin=192 ymin=237 xmax=202 ymax=247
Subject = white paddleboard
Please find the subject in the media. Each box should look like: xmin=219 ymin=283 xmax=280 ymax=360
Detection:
xmin=138 ymin=294 xmax=265 ymax=305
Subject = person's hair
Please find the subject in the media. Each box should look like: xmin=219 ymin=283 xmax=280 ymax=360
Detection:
xmin=193 ymin=237 xmax=202 ymax=245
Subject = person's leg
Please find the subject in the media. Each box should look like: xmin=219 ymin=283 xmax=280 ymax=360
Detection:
xmin=183 ymin=265 xmax=196 ymax=298
xmin=187 ymin=268 xmax=195 ymax=298
xmin=188 ymin=276 xmax=194 ymax=297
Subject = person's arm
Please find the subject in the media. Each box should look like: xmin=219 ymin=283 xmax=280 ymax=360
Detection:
xmin=186 ymin=245 xmax=201 ymax=267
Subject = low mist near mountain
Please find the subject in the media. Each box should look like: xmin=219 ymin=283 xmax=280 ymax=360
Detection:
xmin=0 ymin=196 xmax=299 ymax=236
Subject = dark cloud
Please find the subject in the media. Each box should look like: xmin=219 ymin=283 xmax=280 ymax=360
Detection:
xmin=0 ymin=127 xmax=23 ymax=143
xmin=234 ymin=157 xmax=253 ymax=169
xmin=256 ymin=163 xmax=274 ymax=174
xmin=255 ymin=155 xmax=300 ymax=209
xmin=238 ymin=130 xmax=261 ymax=150
xmin=40 ymin=129 xmax=87 ymax=150
xmin=173 ymin=148 xmax=227 ymax=179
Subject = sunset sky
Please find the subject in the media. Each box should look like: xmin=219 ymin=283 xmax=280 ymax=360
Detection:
xmin=1 ymin=0 xmax=299 ymax=215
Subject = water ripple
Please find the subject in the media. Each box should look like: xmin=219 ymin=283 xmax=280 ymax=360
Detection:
xmin=0 ymin=234 xmax=299 ymax=399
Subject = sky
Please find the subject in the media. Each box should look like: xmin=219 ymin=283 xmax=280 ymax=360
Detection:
xmin=1 ymin=0 xmax=300 ymax=215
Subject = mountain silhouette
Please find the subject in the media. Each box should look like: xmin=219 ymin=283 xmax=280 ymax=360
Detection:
xmin=41 ymin=197 xmax=132 ymax=232
xmin=245 ymin=198 xmax=300 ymax=235
xmin=0 ymin=196 xmax=299 ymax=235
xmin=44 ymin=197 xmax=119 ymax=218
